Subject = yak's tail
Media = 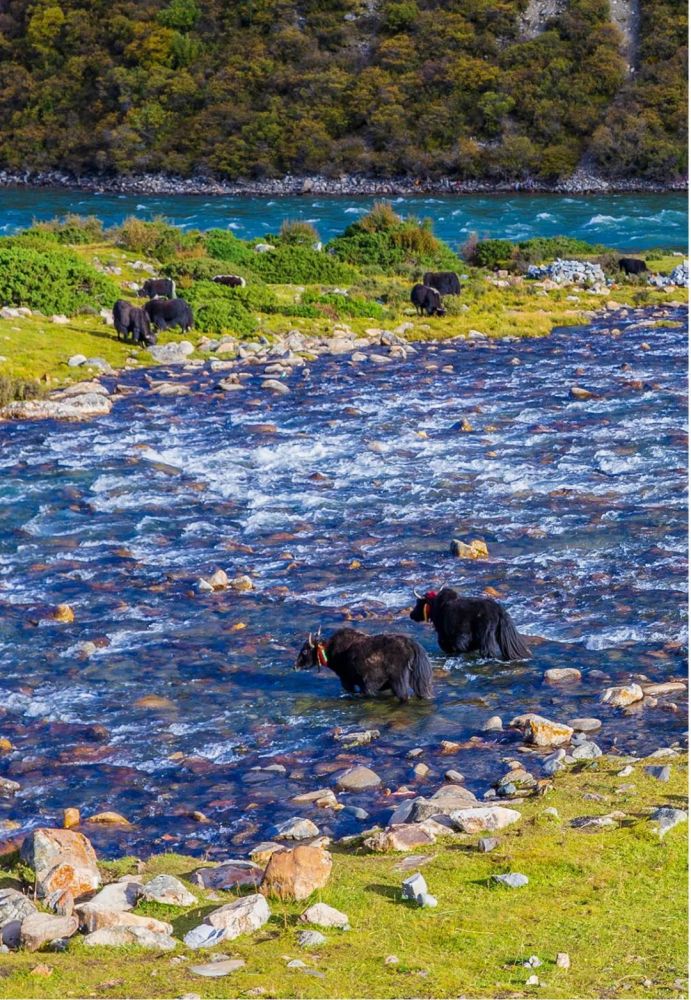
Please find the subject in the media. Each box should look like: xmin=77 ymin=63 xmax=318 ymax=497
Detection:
xmin=496 ymin=607 xmax=531 ymax=661
xmin=408 ymin=641 xmax=434 ymax=699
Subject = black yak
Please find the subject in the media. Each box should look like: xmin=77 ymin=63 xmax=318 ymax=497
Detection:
xmin=145 ymin=297 xmax=194 ymax=332
xmin=138 ymin=277 xmax=176 ymax=299
xmin=112 ymin=300 xmax=156 ymax=346
xmin=212 ymin=274 xmax=246 ymax=287
xmin=410 ymin=586 xmax=531 ymax=661
xmin=618 ymin=258 xmax=647 ymax=276
xmin=295 ymin=627 xmax=433 ymax=700
xmin=423 ymin=271 xmax=461 ymax=296
xmin=411 ymin=284 xmax=445 ymax=317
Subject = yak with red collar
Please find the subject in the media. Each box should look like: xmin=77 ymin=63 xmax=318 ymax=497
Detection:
xmin=295 ymin=627 xmax=433 ymax=700
xmin=410 ymin=586 xmax=531 ymax=661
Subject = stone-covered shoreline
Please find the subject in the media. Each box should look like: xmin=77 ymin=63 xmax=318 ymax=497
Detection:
xmin=0 ymin=168 xmax=686 ymax=197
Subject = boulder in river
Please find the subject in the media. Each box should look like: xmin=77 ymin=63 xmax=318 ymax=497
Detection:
xmin=335 ymin=766 xmax=382 ymax=792
xmin=601 ymin=683 xmax=644 ymax=707
xmin=511 ymin=713 xmax=573 ymax=747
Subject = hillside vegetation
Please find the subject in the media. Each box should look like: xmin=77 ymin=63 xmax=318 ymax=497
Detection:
xmin=0 ymin=0 xmax=686 ymax=183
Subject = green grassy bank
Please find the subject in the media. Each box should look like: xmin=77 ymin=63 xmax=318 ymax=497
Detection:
xmin=0 ymin=754 xmax=687 ymax=999
xmin=0 ymin=211 xmax=686 ymax=405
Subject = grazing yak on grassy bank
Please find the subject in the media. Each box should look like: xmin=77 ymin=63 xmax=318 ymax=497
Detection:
xmin=139 ymin=278 xmax=176 ymax=299
xmin=144 ymin=297 xmax=194 ymax=333
xmin=113 ymin=300 xmax=156 ymax=345
xmin=619 ymin=258 xmax=648 ymax=276
xmin=212 ymin=274 xmax=246 ymax=287
xmin=295 ymin=627 xmax=433 ymax=700
xmin=411 ymin=284 xmax=446 ymax=317
xmin=411 ymin=586 xmax=531 ymax=661
xmin=423 ymin=271 xmax=461 ymax=296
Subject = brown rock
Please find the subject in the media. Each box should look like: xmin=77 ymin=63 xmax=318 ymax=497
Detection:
xmin=21 ymin=828 xmax=101 ymax=899
xmin=600 ymin=684 xmax=644 ymax=707
xmin=364 ymin=825 xmax=436 ymax=852
xmin=85 ymin=812 xmax=131 ymax=826
xmin=192 ymin=860 xmax=264 ymax=891
xmin=511 ymin=714 xmax=573 ymax=747
xmin=76 ymin=907 xmax=173 ymax=936
xmin=544 ymin=668 xmax=581 ymax=684
xmin=63 ymin=808 xmax=80 ymax=830
xmin=52 ymin=604 xmax=75 ymax=623
xmin=260 ymin=845 xmax=332 ymax=901
xmin=20 ymin=912 xmax=78 ymax=951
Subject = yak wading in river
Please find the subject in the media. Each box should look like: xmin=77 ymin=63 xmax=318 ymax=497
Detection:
xmin=410 ymin=586 xmax=531 ymax=661
xmin=295 ymin=628 xmax=433 ymax=700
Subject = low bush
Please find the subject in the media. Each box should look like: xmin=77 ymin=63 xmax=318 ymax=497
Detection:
xmin=0 ymin=244 xmax=119 ymax=314
xmin=112 ymin=216 xmax=200 ymax=259
xmin=515 ymin=236 xmax=607 ymax=264
xmin=29 ymin=214 xmax=105 ymax=245
xmin=0 ymin=375 xmax=41 ymax=407
xmin=250 ymin=245 xmax=358 ymax=284
xmin=468 ymin=239 xmax=515 ymax=268
xmin=329 ymin=204 xmax=458 ymax=271
xmin=301 ymin=290 xmax=387 ymax=319
xmin=278 ymin=219 xmax=320 ymax=246
xmin=204 ymin=230 xmax=257 ymax=267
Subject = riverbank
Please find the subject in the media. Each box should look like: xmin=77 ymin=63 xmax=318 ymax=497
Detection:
xmin=0 ymin=750 xmax=686 ymax=999
xmin=0 ymin=169 xmax=687 ymax=198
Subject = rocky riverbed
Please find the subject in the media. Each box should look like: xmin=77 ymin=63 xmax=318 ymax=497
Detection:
xmin=0 ymin=168 xmax=686 ymax=198
xmin=0 ymin=303 xmax=687 ymax=864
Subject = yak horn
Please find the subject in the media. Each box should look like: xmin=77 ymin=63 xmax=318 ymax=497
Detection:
xmin=308 ymin=632 xmax=314 ymax=647
xmin=413 ymin=588 xmax=424 ymax=599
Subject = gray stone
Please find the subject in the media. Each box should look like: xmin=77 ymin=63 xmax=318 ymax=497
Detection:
xmin=149 ymin=341 xmax=194 ymax=364
xmin=571 ymin=815 xmax=618 ymax=831
xmin=20 ymin=912 xmax=78 ymax=951
xmin=571 ymin=741 xmax=602 ymax=760
xmin=417 ymin=893 xmax=438 ymax=908
xmin=183 ymin=924 xmax=227 ymax=950
xmin=274 ymin=817 xmax=320 ymax=840
xmin=478 ymin=838 xmax=500 ymax=853
xmin=0 ymin=889 xmax=38 ymax=948
xmin=335 ymin=766 xmax=382 ymax=792
xmin=83 ymin=926 xmax=176 ymax=949
xmin=142 ymin=874 xmax=197 ymax=907
xmin=492 ymin=873 xmax=529 ymax=889
xmin=297 ymin=930 xmax=327 ymax=947
xmin=650 ymin=807 xmax=687 ymax=838
xmin=189 ymin=959 xmax=246 ymax=977
xmin=444 ymin=770 xmax=465 ymax=783
xmin=261 ymin=379 xmax=290 ymax=395
xmin=401 ymin=873 xmax=427 ymax=901
xmin=568 ymin=717 xmax=602 ymax=733
xmin=206 ymin=893 xmax=271 ymax=940
xmin=645 ymin=765 xmax=670 ymax=782
xmin=300 ymin=902 xmax=349 ymax=929
xmin=191 ymin=861 xmax=263 ymax=891
xmin=68 ymin=355 xmax=87 ymax=367
xmin=449 ymin=806 xmax=521 ymax=834
xmin=84 ymin=880 xmax=143 ymax=912
xmin=542 ymin=749 xmax=567 ymax=775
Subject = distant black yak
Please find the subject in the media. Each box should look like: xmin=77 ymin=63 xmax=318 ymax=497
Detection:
xmin=295 ymin=627 xmax=433 ymax=700
xmin=423 ymin=271 xmax=461 ymax=296
xmin=411 ymin=284 xmax=446 ymax=317
xmin=618 ymin=258 xmax=648 ymax=276
xmin=212 ymin=274 xmax=246 ymax=287
xmin=144 ymin=297 xmax=194 ymax=332
xmin=410 ymin=586 xmax=531 ymax=661
xmin=138 ymin=277 xmax=176 ymax=299
xmin=112 ymin=300 xmax=156 ymax=346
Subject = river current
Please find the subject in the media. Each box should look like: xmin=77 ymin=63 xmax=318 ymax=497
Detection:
xmin=0 ymin=188 xmax=687 ymax=249
xmin=0 ymin=306 xmax=687 ymax=858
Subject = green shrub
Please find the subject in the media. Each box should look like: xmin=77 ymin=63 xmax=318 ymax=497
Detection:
xmin=250 ymin=246 xmax=358 ymax=284
xmin=112 ymin=216 xmax=200 ymax=260
xmin=29 ymin=214 xmax=105 ymax=245
xmin=184 ymin=279 xmax=274 ymax=337
xmin=193 ymin=300 xmax=258 ymax=337
xmin=0 ymin=244 xmax=119 ymax=314
xmin=204 ymin=230 xmax=256 ymax=267
xmin=464 ymin=239 xmax=515 ymax=269
xmin=329 ymin=206 xmax=458 ymax=271
xmin=0 ymin=375 xmax=41 ymax=407
xmin=301 ymin=290 xmax=387 ymax=319
xmin=515 ymin=236 xmax=606 ymax=264
xmin=278 ymin=219 xmax=320 ymax=246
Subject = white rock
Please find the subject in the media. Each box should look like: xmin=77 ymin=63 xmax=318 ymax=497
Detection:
xmin=83 ymin=926 xmax=175 ymax=949
xmin=300 ymin=902 xmax=349 ymax=929
xmin=142 ymin=874 xmax=197 ymax=907
xmin=449 ymin=806 xmax=521 ymax=834
xmin=205 ymin=893 xmax=270 ymax=940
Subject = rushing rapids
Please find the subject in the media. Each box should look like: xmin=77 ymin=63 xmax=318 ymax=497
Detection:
xmin=0 ymin=307 xmax=687 ymax=858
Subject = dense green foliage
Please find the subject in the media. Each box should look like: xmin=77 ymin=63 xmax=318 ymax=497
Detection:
xmin=0 ymin=243 xmax=119 ymax=313
xmin=468 ymin=234 xmax=609 ymax=267
xmin=330 ymin=203 xmax=461 ymax=271
xmin=0 ymin=0 xmax=685 ymax=181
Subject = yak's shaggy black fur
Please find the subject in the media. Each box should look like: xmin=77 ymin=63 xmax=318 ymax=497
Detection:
xmin=295 ymin=628 xmax=433 ymax=700
xmin=410 ymin=587 xmax=531 ymax=661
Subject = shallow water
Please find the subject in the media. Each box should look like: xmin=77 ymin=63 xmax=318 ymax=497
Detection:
xmin=0 ymin=308 xmax=687 ymax=857
xmin=0 ymin=189 xmax=687 ymax=249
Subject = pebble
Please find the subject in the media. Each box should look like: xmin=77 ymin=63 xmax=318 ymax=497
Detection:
xmin=297 ymin=930 xmax=326 ymax=947
xmin=526 ymin=974 xmax=540 ymax=986
xmin=444 ymin=770 xmax=464 ymax=783
xmin=556 ymin=952 xmax=571 ymax=969
xmin=482 ymin=716 xmax=503 ymax=732
xmin=492 ymin=873 xmax=529 ymax=889
xmin=542 ymin=749 xmax=567 ymax=775
xmin=544 ymin=668 xmax=581 ymax=684
xmin=568 ymin=718 xmax=602 ymax=733
xmin=274 ymin=817 xmax=320 ymax=840
xmin=477 ymin=837 xmax=500 ymax=853
xmin=571 ymin=740 xmax=602 ymax=760
xmin=300 ymin=902 xmax=349 ymax=930
xmin=189 ymin=959 xmax=246 ymax=978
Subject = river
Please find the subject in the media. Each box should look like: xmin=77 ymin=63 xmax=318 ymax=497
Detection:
xmin=0 ymin=305 xmax=687 ymax=858
xmin=0 ymin=188 xmax=687 ymax=249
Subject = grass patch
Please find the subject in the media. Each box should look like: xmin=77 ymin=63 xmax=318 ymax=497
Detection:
xmin=0 ymin=755 xmax=686 ymax=999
